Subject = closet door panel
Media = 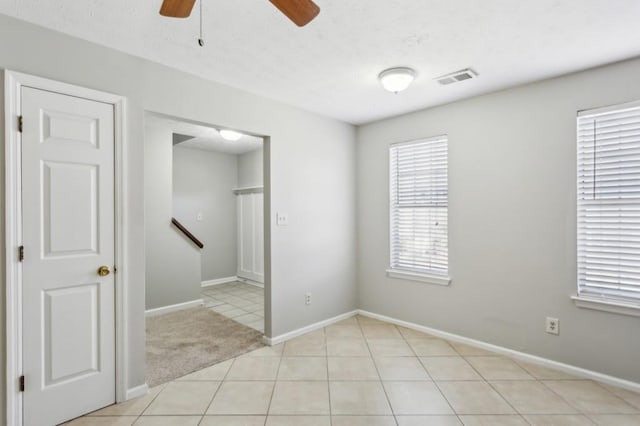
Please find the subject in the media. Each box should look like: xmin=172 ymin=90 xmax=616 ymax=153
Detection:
xmin=237 ymin=192 xmax=264 ymax=283
xmin=253 ymin=194 xmax=264 ymax=281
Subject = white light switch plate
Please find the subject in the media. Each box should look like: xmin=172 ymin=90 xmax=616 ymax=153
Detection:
xmin=277 ymin=212 xmax=288 ymax=226
xmin=197 ymin=212 xmax=203 ymax=221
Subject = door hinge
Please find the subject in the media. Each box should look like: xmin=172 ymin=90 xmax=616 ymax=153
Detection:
xmin=19 ymin=375 xmax=24 ymax=392
xmin=18 ymin=245 xmax=24 ymax=262
xmin=18 ymin=115 xmax=23 ymax=133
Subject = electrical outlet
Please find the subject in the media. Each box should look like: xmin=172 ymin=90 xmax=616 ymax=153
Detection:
xmin=546 ymin=317 xmax=559 ymax=335
xmin=305 ymin=292 xmax=312 ymax=305
xmin=277 ymin=212 xmax=289 ymax=227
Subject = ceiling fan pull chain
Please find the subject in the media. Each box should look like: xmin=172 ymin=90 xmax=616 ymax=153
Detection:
xmin=197 ymin=0 xmax=204 ymax=46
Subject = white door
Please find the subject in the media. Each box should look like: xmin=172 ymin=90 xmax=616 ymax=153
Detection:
xmin=21 ymin=87 xmax=116 ymax=425
xmin=253 ymin=193 xmax=264 ymax=281
xmin=237 ymin=192 xmax=264 ymax=283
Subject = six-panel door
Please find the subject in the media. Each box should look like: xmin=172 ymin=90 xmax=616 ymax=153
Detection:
xmin=21 ymin=87 xmax=116 ymax=425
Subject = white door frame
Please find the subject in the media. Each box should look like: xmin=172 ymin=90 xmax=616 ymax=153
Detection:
xmin=4 ymin=70 xmax=129 ymax=426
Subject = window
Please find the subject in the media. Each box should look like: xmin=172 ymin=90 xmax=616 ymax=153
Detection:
xmin=388 ymin=136 xmax=450 ymax=285
xmin=577 ymin=101 xmax=640 ymax=310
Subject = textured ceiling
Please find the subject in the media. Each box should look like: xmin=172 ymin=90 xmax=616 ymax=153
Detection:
xmin=2 ymin=0 xmax=640 ymax=124
xmin=148 ymin=113 xmax=263 ymax=154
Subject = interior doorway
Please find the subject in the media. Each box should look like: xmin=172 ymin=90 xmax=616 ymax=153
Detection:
xmin=143 ymin=113 xmax=268 ymax=386
xmin=172 ymin=119 xmax=265 ymax=331
xmin=5 ymin=71 xmax=128 ymax=426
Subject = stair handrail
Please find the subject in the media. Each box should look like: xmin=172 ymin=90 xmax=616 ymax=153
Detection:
xmin=171 ymin=217 xmax=204 ymax=249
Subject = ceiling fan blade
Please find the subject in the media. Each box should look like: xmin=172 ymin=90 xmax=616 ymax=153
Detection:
xmin=159 ymin=0 xmax=196 ymax=18
xmin=269 ymin=0 xmax=320 ymax=27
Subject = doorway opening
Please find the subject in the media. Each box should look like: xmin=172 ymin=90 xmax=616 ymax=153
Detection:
xmin=143 ymin=112 xmax=268 ymax=387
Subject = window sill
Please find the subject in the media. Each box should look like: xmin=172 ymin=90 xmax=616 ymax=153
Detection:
xmin=386 ymin=269 xmax=451 ymax=286
xmin=571 ymin=295 xmax=640 ymax=318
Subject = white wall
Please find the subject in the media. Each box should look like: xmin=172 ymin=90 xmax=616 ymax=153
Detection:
xmin=357 ymin=57 xmax=640 ymax=384
xmin=238 ymin=148 xmax=263 ymax=188
xmin=173 ymin=145 xmax=238 ymax=282
xmin=145 ymin=123 xmax=202 ymax=310
xmin=0 ymin=13 xmax=357 ymax=408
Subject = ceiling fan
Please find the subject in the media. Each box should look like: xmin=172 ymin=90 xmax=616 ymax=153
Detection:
xmin=159 ymin=0 xmax=320 ymax=27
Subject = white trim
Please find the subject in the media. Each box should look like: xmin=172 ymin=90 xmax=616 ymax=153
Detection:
xmin=578 ymin=99 xmax=640 ymax=117
xmin=144 ymin=299 xmax=204 ymax=317
xmin=232 ymin=186 xmax=263 ymax=195
xmin=263 ymin=310 xmax=358 ymax=346
xmin=237 ymin=277 xmax=265 ymax=288
xmin=260 ymin=306 xmax=640 ymax=392
xmin=388 ymin=137 xmax=449 ymax=280
xmin=201 ymin=276 xmax=238 ymax=287
xmin=125 ymin=384 xmax=149 ymax=401
xmin=4 ymin=71 xmax=130 ymax=425
xmin=386 ymin=269 xmax=451 ymax=286
xmin=113 ymin=82 xmax=128 ymax=406
xmin=5 ymin=70 xmax=23 ymax=426
xmin=357 ymin=309 xmax=640 ymax=394
xmin=390 ymin=134 xmax=448 ymax=148
xmin=572 ymin=295 xmax=640 ymax=318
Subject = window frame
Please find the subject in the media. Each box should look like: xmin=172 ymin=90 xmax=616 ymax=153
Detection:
xmin=386 ymin=136 xmax=451 ymax=286
xmin=574 ymin=99 xmax=640 ymax=317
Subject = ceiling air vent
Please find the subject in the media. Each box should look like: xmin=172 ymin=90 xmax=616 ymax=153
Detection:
xmin=434 ymin=68 xmax=478 ymax=85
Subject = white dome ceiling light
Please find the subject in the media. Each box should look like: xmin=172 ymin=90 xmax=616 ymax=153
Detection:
xmin=379 ymin=67 xmax=416 ymax=93
xmin=219 ymin=129 xmax=244 ymax=141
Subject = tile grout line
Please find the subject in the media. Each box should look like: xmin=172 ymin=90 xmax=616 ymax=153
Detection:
xmin=458 ymin=350 xmax=535 ymax=423
xmin=203 ymin=282 xmax=265 ymax=332
xmin=198 ymin=357 xmax=237 ymax=424
xmin=456 ymin=349 xmax=603 ymax=423
xmin=526 ymin=374 xmax=587 ymax=422
xmin=324 ymin=325 xmax=333 ymax=426
xmin=480 ymin=379 xmax=531 ymax=425
xmin=137 ymin=382 xmax=170 ymax=419
xmin=264 ymin=338 xmax=286 ymax=425
xmin=537 ymin=378 xmax=625 ymax=422
xmin=356 ymin=316 xmax=399 ymax=425
xmin=83 ymin=308 xmax=640 ymax=424
xmin=396 ymin=322 xmax=459 ymax=425
xmin=461 ymin=356 xmax=524 ymax=420
xmin=400 ymin=330 xmax=457 ymax=419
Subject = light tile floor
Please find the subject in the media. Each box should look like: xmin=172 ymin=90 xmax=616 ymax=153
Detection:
xmin=202 ymin=281 xmax=264 ymax=333
xmin=70 ymin=315 xmax=640 ymax=425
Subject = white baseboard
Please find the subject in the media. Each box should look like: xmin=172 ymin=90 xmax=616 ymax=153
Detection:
xmin=237 ymin=277 xmax=264 ymax=288
xmin=202 ymin=276 xmax=238 ymax=287
xmin=263 ymin=310 xmax=358 ymax=346
xmin=125 ymin=383 xmax=149 ymax=401
xmin=145 ymin=299 xmax=203 ymax=317
xmin=357 ymin=309 xmax=640 ymax=394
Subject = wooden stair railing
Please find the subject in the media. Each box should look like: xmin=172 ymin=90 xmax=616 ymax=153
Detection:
xmin=171 ymin=217 xmax=204 ymax=249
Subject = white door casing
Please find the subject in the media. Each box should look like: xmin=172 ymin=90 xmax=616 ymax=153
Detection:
xmin=5 ymin=71 xmax=130 ymax=426
xmin=237 ymin=192 xmax=264 ymax=283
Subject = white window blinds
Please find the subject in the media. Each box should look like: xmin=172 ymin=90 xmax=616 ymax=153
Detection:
xmin=390 ymin=136 xmax=448 ymax=277
xmin=577 ymin=102 xmax=640 ymax=304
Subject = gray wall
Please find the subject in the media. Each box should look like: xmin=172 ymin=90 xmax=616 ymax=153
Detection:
xmin=0 ymin=13 xmax=357 ymax=408
xmin=357 ymin=57 xmax=640 ymax=383
xmin=145 ymin=123 xmax=202 ymax=310
xmin=173 ymin=145 xmax=239 ymax=282
xmin=238 ymin=148 xmax=264 ymax=188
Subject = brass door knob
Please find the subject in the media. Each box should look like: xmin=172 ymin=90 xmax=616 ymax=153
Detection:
xmin=97 ymin=266 xmax=111 ymax=277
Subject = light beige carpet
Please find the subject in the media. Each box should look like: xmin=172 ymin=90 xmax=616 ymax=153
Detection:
xmin=146 ymin=307 xmax=264 ymax=387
